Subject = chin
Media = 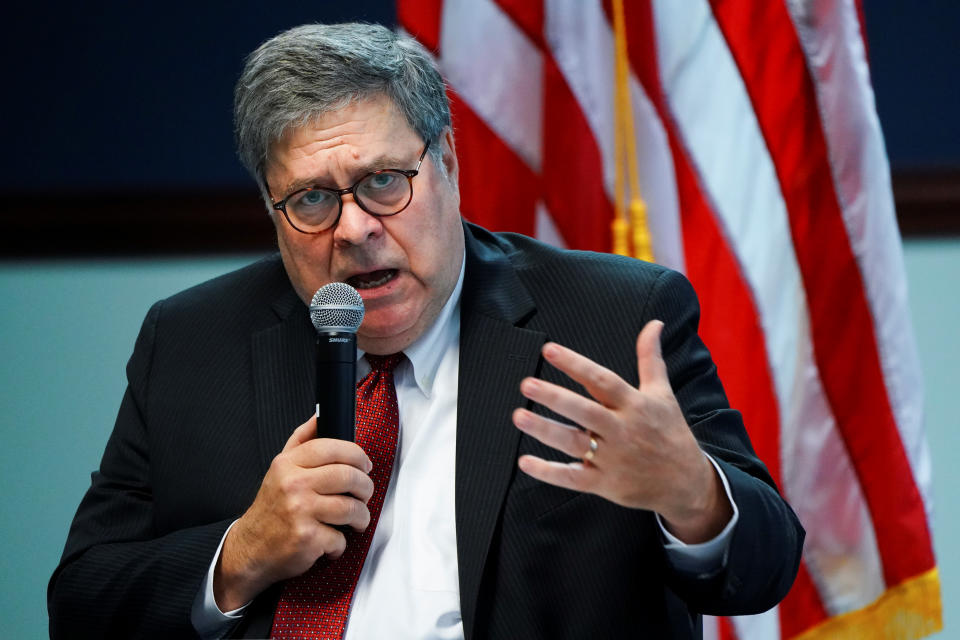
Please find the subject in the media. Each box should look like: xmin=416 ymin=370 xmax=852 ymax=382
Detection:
xmin=358 ymin=316 xmax=418 ymax=347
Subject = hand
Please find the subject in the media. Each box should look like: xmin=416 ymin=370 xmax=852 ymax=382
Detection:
xmin=513 ymin=320 xmax=732 ymax=543
xmin=214 ymin=416 xmax=374 ymax=611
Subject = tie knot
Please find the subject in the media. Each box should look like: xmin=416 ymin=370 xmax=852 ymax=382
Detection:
xmin=365 ymin=353 xmax=403 ymax=373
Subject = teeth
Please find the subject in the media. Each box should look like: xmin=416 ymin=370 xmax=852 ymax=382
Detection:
xmin=352 ymin=270 xmax=395 ymax=289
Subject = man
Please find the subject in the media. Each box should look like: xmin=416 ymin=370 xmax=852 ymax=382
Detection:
xmin=49 ymin=23 xmax=803 ymax=639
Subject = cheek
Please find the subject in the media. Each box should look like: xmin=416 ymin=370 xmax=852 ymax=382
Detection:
xmin=409 ymin=194 xmax=462 ymax=277
xmin=277 ymin=228 xmax=333 ymax=300
xmin=404 ymin=228 xmax=450 ymax=288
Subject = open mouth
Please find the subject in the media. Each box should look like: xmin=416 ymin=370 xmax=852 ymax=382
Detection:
xmin=346 ymin=269 xmax=398 ymax=290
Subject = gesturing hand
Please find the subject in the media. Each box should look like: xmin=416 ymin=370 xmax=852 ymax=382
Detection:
xmin=214 ymin=416 xmax=374 ymax=611
xmin=513 ymin=320 xmax=731 ymax=543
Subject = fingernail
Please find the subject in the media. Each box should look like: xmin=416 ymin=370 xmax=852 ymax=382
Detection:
xmin=520 ymin=378 xmax=539 ymax=395
xmin=514 ymin=409 xmax=530 ymax=428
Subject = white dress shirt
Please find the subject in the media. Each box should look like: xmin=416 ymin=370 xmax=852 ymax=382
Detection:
xmin=193 ymin=252 xmax=739 ymax=638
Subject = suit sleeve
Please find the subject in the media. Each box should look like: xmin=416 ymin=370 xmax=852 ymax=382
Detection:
xmin=48 ymin=301 xmax=235 ymax=639
xmin=646 ymin=269 xmax=805 ymax=615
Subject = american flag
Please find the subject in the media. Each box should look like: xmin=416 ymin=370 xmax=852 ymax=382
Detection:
xmin=397 ymin=0 xmax=942 ymax=638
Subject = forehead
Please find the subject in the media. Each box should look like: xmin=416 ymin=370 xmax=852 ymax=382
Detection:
xmin=267 ymin=96 xmax=418 ymax=184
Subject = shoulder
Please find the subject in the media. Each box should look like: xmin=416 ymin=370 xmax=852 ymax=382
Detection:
xmin=121 ymin=253 xmax=292 ymax=406
xmin=157 ymin=252 xmax=292 ymax=323
xmin=136 ymin=253 xmax=294 ymax=351
xmin=469 ymin=224 xmax=696 ymax=313
xmin=159 ymin=253 xmax=290 ymax=315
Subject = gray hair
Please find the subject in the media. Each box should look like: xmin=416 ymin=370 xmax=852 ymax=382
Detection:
xmin=234 ymin=23 xmax=451 ymax=201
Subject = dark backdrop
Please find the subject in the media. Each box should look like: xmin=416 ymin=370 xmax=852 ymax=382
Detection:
xmin=2 ymin=1 xmax=956 ymax=254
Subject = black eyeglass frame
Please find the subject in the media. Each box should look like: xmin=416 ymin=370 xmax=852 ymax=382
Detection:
xmin=270 ymin=141 xmax=432 ymax=234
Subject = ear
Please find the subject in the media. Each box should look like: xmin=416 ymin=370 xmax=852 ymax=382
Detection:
xmin=439 ymin=126 xmax=460 ymax=184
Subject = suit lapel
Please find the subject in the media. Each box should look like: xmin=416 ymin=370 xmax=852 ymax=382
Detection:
xmin=456 ymin=225 xmax=546 ymax=639
xmin=251 ymin=287 xmax=316 ymax=474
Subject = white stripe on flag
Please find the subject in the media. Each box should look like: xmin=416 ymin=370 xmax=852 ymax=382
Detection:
xmin=544 ymin=0 xmax=685 ymax=271
xmin=535 ymin=202 xmax=567 ymax=248
xmin=440 ymin=0 xmax=544 ymax=173
xmin=702 ymin=615 xmax=719 ymax=640
xmin=779 ymin=322 xmax=886 ymax=612
xmin=652 ymin=0 xmax=887 ymax=614
xmin=784 ymin=0 xmax=932 ymax=523
xmin=733 ymin=607 xmax=781 ymax=640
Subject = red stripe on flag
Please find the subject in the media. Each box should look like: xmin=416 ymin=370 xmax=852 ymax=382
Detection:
xmin=708 ymin=0 xmax=934 ymax=586
xmin=672 ymin=157 xmax=784 ymax=486
xmin=397 ymin=0 xmax=444 ymax=51
xmin=492 ymin=0 xmax=612 ymax=250
xmin=615 ymin=2 xmax=829 ymax=632
xmin=493 ymin=0 xmax=545 ymax=49
xmin=718 ymin=615 xmax=737 ymax=640
xmin=448 ymin=90 xmax=539 ymax=236
xmin=781 ymin=562 xmax=831 ymax=638
xmin=540 ymin=56 xmax=613 ymax=252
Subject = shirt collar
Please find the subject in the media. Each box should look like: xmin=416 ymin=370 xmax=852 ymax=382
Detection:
xmin=358 ymin=249 xmax=465 ymax=397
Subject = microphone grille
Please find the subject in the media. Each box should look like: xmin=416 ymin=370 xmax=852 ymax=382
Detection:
xmin=309 ymin=282 xmax=365 ymax=333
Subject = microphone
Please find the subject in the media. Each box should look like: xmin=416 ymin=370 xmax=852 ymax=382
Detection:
xmin=310 ymin=282 xmax=365 ymax=441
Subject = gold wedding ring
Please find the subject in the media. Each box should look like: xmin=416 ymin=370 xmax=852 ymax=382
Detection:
xmin=583 ymin=432 xmax=599 ymax=463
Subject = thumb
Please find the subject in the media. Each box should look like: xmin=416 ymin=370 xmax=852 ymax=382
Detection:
xmin=282 ymin=415 xmax=317 ymax=452
xmin=636 ymin=320 xmax=668 ymax=391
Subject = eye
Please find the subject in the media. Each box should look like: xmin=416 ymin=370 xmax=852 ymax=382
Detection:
xmin=296 ymin=189 xmax=335 ymax=208
xmin=365 ymin=172 xmax=399 ymax=191
xmin=287 ymin=188 xmax=338 ymax=225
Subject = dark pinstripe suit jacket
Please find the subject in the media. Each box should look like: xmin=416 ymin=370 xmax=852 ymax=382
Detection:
xmin=49 ymin=222 xmax=803 ymax=639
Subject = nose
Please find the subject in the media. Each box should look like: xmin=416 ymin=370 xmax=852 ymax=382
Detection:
xmin=333 ymin=193 xmax=383 ymax=247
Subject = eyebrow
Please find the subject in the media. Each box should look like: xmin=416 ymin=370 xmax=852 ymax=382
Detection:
xmin=281 ymin=153 xmax=412 ymax=196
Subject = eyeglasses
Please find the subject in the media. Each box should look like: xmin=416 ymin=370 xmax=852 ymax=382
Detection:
xmin=271 ymin=141 xmax=431 ymax=234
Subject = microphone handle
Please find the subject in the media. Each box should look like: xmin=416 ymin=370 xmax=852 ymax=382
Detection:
xmin=315 ymin=331 xmax=357 ymax=441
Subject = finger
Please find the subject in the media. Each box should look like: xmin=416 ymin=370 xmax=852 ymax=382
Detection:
xmin=513 ymin=408 xmax=594 ymax=461
xmin=283 ymin=416 xmax=318 ymax=452
xmin=517 ymin=455 xmax=599 ymax=494
xmin=636 ymin=320 xmax=669 ymax=392
xmin=519 ymin=376 xmax=616 ymax=438
xmin=315 ymin=494 xmax=371 ymax=531
xmin=289 ymin=438 xmax=373 ymax=473
xmin=306 ymin=463 xmax=375 ymax=503
xmin=541 ymin=342 xmax=635 ymax=407
xmin=316 ymin=526 xmax=348 ymax=559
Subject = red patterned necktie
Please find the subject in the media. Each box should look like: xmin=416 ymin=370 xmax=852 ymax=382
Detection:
xmin=271 ymin=353 xmax=403 ymax=639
